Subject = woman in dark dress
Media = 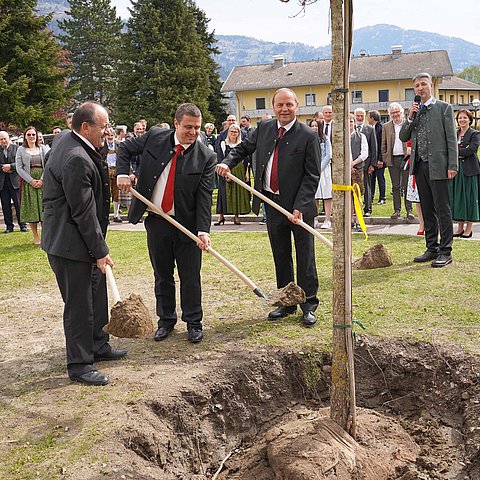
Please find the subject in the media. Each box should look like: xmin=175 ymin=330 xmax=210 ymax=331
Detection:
xmin=449 ymin=109 xmax=480 ymax=239
xmin=215 ymin=124 xmax=250 ymax=225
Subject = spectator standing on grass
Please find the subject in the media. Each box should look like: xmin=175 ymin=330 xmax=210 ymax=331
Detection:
xmin=368 ymin=110 xmax=386 ymax=205
xmin=382 ymin=103 xmax=413 ymax=221
xmin=400 ymin=72 xmax=458 ymax=268
xmin=449 ymin=109 xmax=480 ymax=239
xmin=15 ymin=126 xmax=49 ymax=245
xmin=0 ymin=131 xmax=27 ymax=233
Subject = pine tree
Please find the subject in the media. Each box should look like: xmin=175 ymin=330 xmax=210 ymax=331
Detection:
xmin=58 ymin=0 xmax=123 ymax=112
xmin=186 ymin=0 xmax=227 ymax=129
xmin=116 ymin=0 xmax=219 ymax=127
xmin=0 ymin=0 xmax=72 ymax=131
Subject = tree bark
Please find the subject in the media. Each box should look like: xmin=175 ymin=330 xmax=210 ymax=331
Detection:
xmin=329 ymin=0 xmax=356 ymax=438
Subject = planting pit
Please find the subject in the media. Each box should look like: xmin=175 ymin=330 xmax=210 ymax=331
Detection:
xmin=104 ymin=338 xmax=480 ymax=480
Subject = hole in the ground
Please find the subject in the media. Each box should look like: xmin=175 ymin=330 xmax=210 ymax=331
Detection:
xmin=122 ymin=338 xmax=480 ymax=479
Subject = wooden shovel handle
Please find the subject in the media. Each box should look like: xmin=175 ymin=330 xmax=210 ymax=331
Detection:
xmin=105 ymin=264 xmax=121 ymax=304
xmin=225 ymin=172 xmax=333 ymax=249
xmin=130 ymin=188 xmax=266 ymax=298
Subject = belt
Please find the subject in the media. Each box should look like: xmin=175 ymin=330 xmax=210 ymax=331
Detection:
xmin=262 ymin=189 xmax=280 ymax=200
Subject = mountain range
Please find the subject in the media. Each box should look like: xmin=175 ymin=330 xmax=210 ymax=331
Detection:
xmin=37 ymin=1 xmax=479 ymax=80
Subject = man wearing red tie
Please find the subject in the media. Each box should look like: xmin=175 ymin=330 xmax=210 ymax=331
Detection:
xmin=116 ymin=103 xmax=216 ymax=343
xmin=216 ymin=88 xmax=321 ymax=327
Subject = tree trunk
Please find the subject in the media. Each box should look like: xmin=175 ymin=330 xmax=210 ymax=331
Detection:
xmin=329 ymin=0 xmax=356 ymax=438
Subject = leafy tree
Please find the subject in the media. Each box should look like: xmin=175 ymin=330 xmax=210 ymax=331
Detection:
xmin=457 ymin=65 xmax=480 ymax=85
xmin=0 ymin=0 xmax=72 ymax=131
xmin=116 ymin=0 xmax=221 ymax=127
xmin=58 ymin=0 xmax=123 ymax=112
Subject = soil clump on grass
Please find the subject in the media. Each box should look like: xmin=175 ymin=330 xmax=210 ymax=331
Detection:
xmin=353 ymin=243 xmax=393 ymax=270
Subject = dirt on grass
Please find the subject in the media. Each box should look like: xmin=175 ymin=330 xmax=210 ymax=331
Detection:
xmin=1 ymin=283 xmax=479 ymax=480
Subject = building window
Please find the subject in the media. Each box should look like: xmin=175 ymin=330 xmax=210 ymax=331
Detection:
xmin=305 ymin=93 xmax=316 ymax=106
xmin=439 ymin=94 xmax=444 ymax=101
xmin=255 ymin=98 xmax=266 ymax=110
xmin=405 ymin=88 xmax=415 ymax=101
xmin=378 ymin=90 xmax=389 ymax=102
xmin=449 ymin=95 xmax=455 ymax=104
xmin=460 ymin=95 xmax=465 ymax=104
xmin=470 ymin=95 xmax=474 ymax=103
xmin=352 ymin=90 xmax=363 ymax=103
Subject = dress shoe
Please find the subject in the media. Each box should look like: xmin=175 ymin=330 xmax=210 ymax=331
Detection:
xmin=414 ymin=250 xmax=438 ymax=263
xmin=431 ymin=254 xmax=452 ymax=268
xmin=268 ymin=305 xmax=297 ymax=320
xmin=3 ymin=228 xmax=13 ymax=234
xmin=113 ymin=216 xmax=123 ymax=223
xmin=417 ymin=230 xmax=424 ymax=236
xmin=453 ymin=231 xmax=464 ymax=237
xmin=390 ymin=211 xmax=400 ymax=219
xmin=94 ymin=348 xmax=127 ymax=362
xmin=302 ymin=311 xmax=317 ymax=327
xmin=406 ymin=212 xmax=415 ymax=222
xmin=188 ymin=326 xmax=203 ymax=343
xmin=69 ymin=370 xmax=109 ymax=386
xmin=20 ymin=225 xmax=28 ymax=232
xmin=154 ymin=325 xmax=175 ymax=341
xmin=460 ymin=232 xmax=473 ymax=239
xmin=214 ymin=218 xmax=225 ymax=226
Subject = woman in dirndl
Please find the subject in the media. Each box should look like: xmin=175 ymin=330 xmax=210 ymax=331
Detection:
xmin=15 ymin=126 xmax=49 ymax=245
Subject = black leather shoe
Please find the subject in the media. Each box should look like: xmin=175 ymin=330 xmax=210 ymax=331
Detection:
xmin=188 ymin=327 xmax=203 ymax=343
xmin=413 ymin=251 xmax=438 ymax=263
xmin=94 ymin=348 xmax=127 ymax=362
xmin=154 ymin=325 xmax=174 ymax=341
xmin=69 ymin=370 xmax=109 ymax=386
xmin=431 ymin=254 xmax=452 ymax=268
xmin=302 ymin=311 xmax=317 ymax=327
xmin=20 ymin=225 xmax=28 ymax=232
xmin=3 ymin=228 xmax=13 ymax=234
xmin=268 ymin=306 xmax=297 ymax=320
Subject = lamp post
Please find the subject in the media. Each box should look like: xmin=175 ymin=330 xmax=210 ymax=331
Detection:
xmin=472 ymin=98 xmax=480 ymax=130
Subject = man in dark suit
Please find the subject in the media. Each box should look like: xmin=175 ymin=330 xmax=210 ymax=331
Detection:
xmin=400 ymin=72 xmax=458 ymax=267
xmin=0 ymin=131 xmax=27 ymax=233
xmin=116 ymin=103 xmax=216 ymax=343
xmin=354 ymin=107 xmax=377 ymax=216
xmin=42 ymin=102 xmax=127 ymax=387
xmin=216 ymin=88 xmax=321 ymax=327
xmin=367 ymin=110 xmax=386 ymax=205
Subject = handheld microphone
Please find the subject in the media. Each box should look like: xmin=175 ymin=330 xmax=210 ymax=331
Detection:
xmin=411 ymin=95 xmax=422 ymax=121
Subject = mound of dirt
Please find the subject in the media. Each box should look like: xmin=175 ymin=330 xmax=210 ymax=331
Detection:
xmin=103 ymin=293 xmax=154 ymax=338
xmin=353 ymin=243 xmax=393 ymax=270
xmin=268 ymin=281 xmax=307 ymax=307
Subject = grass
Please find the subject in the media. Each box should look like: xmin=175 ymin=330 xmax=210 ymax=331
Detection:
xmin=1 ymin=229 xmax=479 ymax=352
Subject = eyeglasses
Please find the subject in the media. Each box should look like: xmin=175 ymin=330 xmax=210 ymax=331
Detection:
xmin=26 ymin=133 xmax=37 ymax=136
xmin=90 ymin=122 xmax=111 ymax=131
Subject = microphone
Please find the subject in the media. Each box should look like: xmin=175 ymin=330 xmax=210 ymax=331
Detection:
xmin=411 ymin=95 xmax=422 ymax=121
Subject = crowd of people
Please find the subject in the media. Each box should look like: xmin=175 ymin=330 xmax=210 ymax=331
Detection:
xmin=1 ymin=72 xmax=478 ymax=385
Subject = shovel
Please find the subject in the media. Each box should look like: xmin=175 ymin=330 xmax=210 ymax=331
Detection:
xmin=225 ymin=172 xmax=333 ymax=249
xmin=130 ymin=189 xmax=271 ymax=300
xmin=103 ymin=264 xmax=155 ymax=338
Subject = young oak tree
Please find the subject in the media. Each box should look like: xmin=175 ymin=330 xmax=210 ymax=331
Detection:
xmin=116 ymin=0 xmax=217 ymax=126
xmin=0 ymin=0 xmax=72 ymax=131
xmin=58 ymin=0 xmax=123 ymax=111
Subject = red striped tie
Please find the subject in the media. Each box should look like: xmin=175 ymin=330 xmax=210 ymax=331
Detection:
xmin=270 ymin=127 xmax=285 ymax=193
xmin=161 ymin=144 xmax=184 ymax=213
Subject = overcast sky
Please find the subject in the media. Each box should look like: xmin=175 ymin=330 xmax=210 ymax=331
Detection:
xmin=111 ymin=0 xmax=480 ymax=47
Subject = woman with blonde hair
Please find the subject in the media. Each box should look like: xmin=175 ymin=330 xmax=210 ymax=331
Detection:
xmin=15 ymin=126 xmax=49 ymax=244
xmin=215 ymin=123 xmax=250 ymax=225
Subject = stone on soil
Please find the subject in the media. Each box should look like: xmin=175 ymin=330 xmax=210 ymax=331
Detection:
xmin=353 ymin=243 xmax=393 ymax=270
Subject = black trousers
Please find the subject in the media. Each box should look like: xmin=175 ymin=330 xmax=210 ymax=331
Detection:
xmin=0 ymin=176 xmax=25 ymax=229
xmin=414 ymin=160 xmax=453 ymax=255
xmin=371 ymin=165 xmax=386 ymax=201
xmin=363 ymin=171 xmax=372 ymax=213
xmin=264 ymin=197 xmax=319 ymax=313
xmin=48 ymin=254 xmax=110 ymax=376
xmin=145 ymin=214 xmax=203 ymax=328
xmin=388 ymin=155 xmax=412 ymax=214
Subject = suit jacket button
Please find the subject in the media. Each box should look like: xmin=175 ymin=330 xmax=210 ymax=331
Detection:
xmin=153 ymin=175 xmax=157 ymax=179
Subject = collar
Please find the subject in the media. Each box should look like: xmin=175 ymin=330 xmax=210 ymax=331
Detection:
xmin=73 ymin=130 xmax=97 ymax=152
xmin=174 ymin=133 xmax=192 ymax=151
xmin=423 ymin=96 xmax=436 ymax=107
xmin=276 ymin=118 xmax=296 ymax=132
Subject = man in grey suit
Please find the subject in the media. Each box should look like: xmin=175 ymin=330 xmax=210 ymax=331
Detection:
xmin=216 ymin=88 xmax=321 ymax=327
xmin=400 ymin=73 xmax=458 ymax=267
xmin=0 ymin=132 xmax=27 ymax=233
xmin=42 ymin=102 xmax=127 ymax=386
